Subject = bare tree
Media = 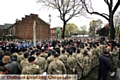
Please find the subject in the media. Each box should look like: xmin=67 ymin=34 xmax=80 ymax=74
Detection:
xmin=81 ymin=0 xmax=120 ymax=40
xmin=37 ymin=0 xmax=84 ymax=38
xmin=114 ymin=11 xmax=120 ymax=37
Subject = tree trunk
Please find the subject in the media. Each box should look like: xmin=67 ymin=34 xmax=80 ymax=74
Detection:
xmin=109 ymin=6 xmax=115 ymax=40
xmin=62 ymin=21 xmax=67 ymax=39
xmin=110 ymin=20 xmax=115 ymax=40
xmin=109 ymin=0 xmax=115 ymax=40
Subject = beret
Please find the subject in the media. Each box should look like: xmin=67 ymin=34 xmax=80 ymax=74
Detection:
xmin=24 ymin=52 xmax=29 ymax=58
xmin=28 ymin=56 xmax=35 ymax=62
xmin=54 ymin=52 xmax=59 ymax=57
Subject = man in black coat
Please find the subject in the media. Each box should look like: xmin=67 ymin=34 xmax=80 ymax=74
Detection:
xmin=97 ymin=51 xmax=113 ymax=80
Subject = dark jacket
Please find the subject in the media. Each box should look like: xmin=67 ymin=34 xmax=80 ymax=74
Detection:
xmin=4 ymin=61 xmax=19 ymax=74
xmin=0 ymin=60 xmax=5 ymax=66
xmin=99 ymin=54 xmax=112 ymax=72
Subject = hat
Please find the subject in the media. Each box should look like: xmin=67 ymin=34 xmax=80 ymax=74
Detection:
xmin=83 ymin=50 xmax=88 ymax=55
xmin=31 ymin=50 xmax=36 ymax=55
xmin=54 ymin=52 xmax=59 ymax=57
xmin=24 ymin=52 xmax=30 ymax=58
xmin=22 ymin=48 xmax=27 ymax=52
xmin=68 ymin=50 xmax=73 ymax=55
xmin=28 ymin=56 xmax=35 ymax=62
xmin=103 ymin=51 xmax=109 ymax=54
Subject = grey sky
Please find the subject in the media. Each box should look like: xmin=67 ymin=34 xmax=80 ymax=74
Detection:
xmin=0 ymin=0 xmax=119 ymax=30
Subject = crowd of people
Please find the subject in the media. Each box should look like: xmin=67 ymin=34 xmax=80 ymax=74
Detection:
xmin=0 ymin=38 xmax=119 ymax=80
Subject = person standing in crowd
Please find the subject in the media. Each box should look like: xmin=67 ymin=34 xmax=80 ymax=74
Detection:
xmin=30 ymin=50 xmax=37 ymax=58
xmin=17 ymin=48 xmax=27 ymax=63
xmin=76 ymin=49 xmax=83 ymax=80
xmin=47 ymin=50 xmax=55 ymax=68
xmin=59 ymin=49 xmax=68 ymax=67
xmin=40 ymin=47 xmax=48 ymax=59
xmin=47 ymin=52 xmax=66 ymax=74
xmin=111 ymin=45 xmax=119 ymax=70
xmin=20 ymin=52 xmax=29 ymax=70
xmin=35 ymin=51 xmax=47 ymax=74
xmin=3 ymin=55 xmax=19 ymax=74
xmin=98 ymin=51 xmax=113 ymax=80
xmin=22 ymin=56 xmax=40 ymax=74
xmin=83 ymin=50 xmax=89 ymax=77
xmin=66 ymin=50 xmax=77 ymax=74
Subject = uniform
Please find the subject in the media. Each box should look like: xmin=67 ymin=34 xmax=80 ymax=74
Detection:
xmin=66 ymin=55 xmax=77 ymax=74
xmin=95 ymin=46 xmax=101 ymax=66
xmin=83 ymin=54 xmax=89 ymax=77
xmin=106 ymin=46 xmax=111 ymax=52
xmin=47 ymin=55 xmax=54 ymax=66
xmin=17 ymin=54 xmax=24 ymax=63
xmin=20 ymin=59 xmax=29 ymax=70
xmin=87 ymin=50 xmax=93 ymax=72
xmin=35 ymin=56 xmax=47 ymax=74
xmin=91 ymin=47 xmax=97 ymax=68
xmin=59 ymin=54 xmax=68 ymax=66
xmin=72 ymin=52 xmax=76 ymax=58
xmin=47 ymin=59 xmax=66 ymax=74
xmin=22 ymin=63 xmax=40 ymax=74
xmin=31 ymin=54 xmax=37 ymax=58
xmin=76 ymin=53 xmax=84 ymax=79
xmin=111 ymin=46 xmax=119 ymax=69
xmin=40 ymin=52 xmax=48 ymax=59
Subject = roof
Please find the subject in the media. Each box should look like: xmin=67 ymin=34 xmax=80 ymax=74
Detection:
xmin=0 ymin=25 xmax=4 ymax=29
xmin=16 ymin=13 xmax=49 ymax=26
xmin=4 ymin=24 xmax=13 ymax=29
xmin=0 ymin=23 xmax=13 ymax=29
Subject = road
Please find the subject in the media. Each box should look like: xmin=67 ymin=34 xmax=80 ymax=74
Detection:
xmin=81 ymin=61 xmax=120 ymax=80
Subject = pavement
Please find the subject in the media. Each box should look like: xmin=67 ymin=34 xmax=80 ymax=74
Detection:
xmin=81 ymin=61 xmax=120 ymax=80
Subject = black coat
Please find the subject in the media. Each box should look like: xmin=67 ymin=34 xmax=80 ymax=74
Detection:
xmin=98 ymin=54 xmax=113 ymax=80
xmin=99 ymin=55 xmax=112 ymax=72
xmin=0 ymin=60 xmax=4 ymax=66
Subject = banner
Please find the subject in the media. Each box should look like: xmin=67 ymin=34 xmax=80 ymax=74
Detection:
xmin=0 ymin=74 xmax=77 ymax=80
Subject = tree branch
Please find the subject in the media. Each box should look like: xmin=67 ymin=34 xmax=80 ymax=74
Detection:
xmin=81 ymin=0 xmax=109 ymax=21
xmin=101 ymin=13 xmax=109 ymax=17
xmin=104 ymin=0 xmax=110 ymax=7
xmin=113 ymin=0 xmax=120 ymax=15
xmin=91 ymin=12 xmax=109 ymax=21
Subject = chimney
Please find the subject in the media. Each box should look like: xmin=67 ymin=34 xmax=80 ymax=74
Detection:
xmin=25 ymin=15 xmax=30 ymax=18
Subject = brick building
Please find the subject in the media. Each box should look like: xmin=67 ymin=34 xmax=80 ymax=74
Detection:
xmin=0 ymin=25 xmax=4 ymax=36
xmin=50 ymin=27 xmax=62 ymax=38
xmin=7 ymin=14 xmax=50 ymax=40
xmin=0 ymin=24 xmax=13 ymax=36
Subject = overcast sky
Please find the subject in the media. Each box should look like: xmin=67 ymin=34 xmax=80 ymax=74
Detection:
xmin=0 ymin=0 xmax=119 ymax=30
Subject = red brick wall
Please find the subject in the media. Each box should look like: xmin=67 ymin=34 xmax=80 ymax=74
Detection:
xmin=50 ymin=28 xmax=62 ymax=37
xmin=9 ymin=14 xmax=50 ymax=40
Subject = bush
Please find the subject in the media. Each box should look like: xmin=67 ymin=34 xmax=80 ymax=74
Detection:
xmin=0 ymin=35 xmax=19 ymax=40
